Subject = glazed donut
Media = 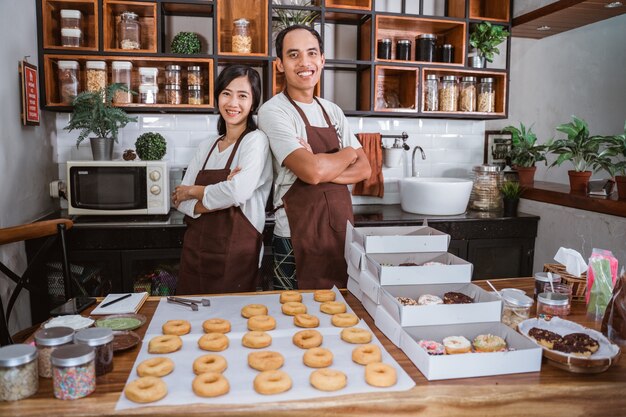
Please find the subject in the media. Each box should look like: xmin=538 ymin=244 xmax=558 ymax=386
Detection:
xmin=292 ymin=329 xmax=323 ymax=349
xmin=162 ymin=319 xmax=191 ymax=336
xmin=365 ymin=363 xmax=397 ymax=388
xmin=242 ymin=331 xmax=272 ymax=349
xmin=281 ymin=301 xmax=307 ymax=316
xmin=124 ymin=376 xmax=167 ymax=403
xmin=193 ymin=354 xmax=228 ymax=374
xmin=352 ymin=344 xmax=382 ymax=365
xmin=294 ymin=313 xmax=320 ymax=328
xmin=148 ymin=335 xmax=182 ymax=354
xmin=314 ymin=289 xmax=336 ymax=302
xmin=331 ymin=313 xmax=359 ymax=327
xmin=241 ymin=304 xmax=268 ymax=318
xmin=253 ymin=370 xmax=292 ymax=395
xmin=442 ymin=336 xmax=471 ymax=354
xmin=137 ymin=357 xmax=174 ymax=377
xmin=248 ymin=315 xmax=276 ymax=331
xmin=279 ymin=290 xmax=302 ymax=304
xmin=320 ymin=301 xmax=346 ymax=315
xmin=248 ymin=351 xmax=284 ymax=371
xmin=192 ymin=372 xmax=230 ymax=398
xmin=303 ymin=347 xmax=333 ymax=368
xmin=202 ymin=318 xmax=231 ymax=334
xmin=198 ymin=333 xmax=229 ymax=352
xmin=309 ymin=369 xmax=347 ymax=391
xmin=340 ymin=327 xmax=372 ymax=344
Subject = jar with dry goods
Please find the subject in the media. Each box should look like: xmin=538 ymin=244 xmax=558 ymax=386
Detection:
xmin=537 ymin=292 xmax=571 ymax=317
xmin=165 ymin=64 xmax=181 ymax=86
xmin=112 ymin=61 xmax=133 ymax=104
xmin=165 ymin=84 xmax=182 ymax=105
xmin=500 ymin=288 xmax=533 ymax=329
xmin=187 ymin=65 xmax=201 ymax=87
xmin=469 ymin=164 xmax=503 ymax=211
xmin=61 ymin=28 xmax=82 ymax=47
xmin=85 ymin=61 xmax=107 ymax=93
xmin=118 ymin=11 xmax=141 ymax=50
xmin=139 ymin=67 xmax=158 ymax=86
xmin=139 ymin=85 xmax=158 ymax=104
xmin=34 ymin=326 xmax=74 ymax=378
xmin=478 ymin=77 xmax=495 ymax=112
xmin=51 ymin=344 xmax=95 ymax=400
xmin=60 ymin=9 xmax=82 ymax=30
xmin=424 ymin=74 xmax=438 ymax=112
xmin=458 ymin=76 xmax=476 ymax=112
xmin=438 ymin=75 xmax=457 ymax=112
xmin=57 ymin=60 xmax=80 ymax=104
xmin=188 ymin=85 xmax=202 ymax=105
xmin=0 ymin=344 xmax=38 ymax=401
xmin=232 ymin=18 xmax=252 ymax=53
xmin=74 ymin=327 xmax=113 ymax=376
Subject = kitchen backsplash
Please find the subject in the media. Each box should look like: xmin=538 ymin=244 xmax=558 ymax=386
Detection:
xmin=53 ymin=113 xmax=485 ymax=205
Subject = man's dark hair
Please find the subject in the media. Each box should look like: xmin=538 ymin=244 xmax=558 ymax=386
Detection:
xmin=214 ymin=64 xmax=262 ymax=135
xmin=275 ymin=25 xmax=323 ymax=60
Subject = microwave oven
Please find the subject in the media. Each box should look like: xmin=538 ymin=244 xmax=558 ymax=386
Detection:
xmin=67 ymin=160 xmax=170 ymax=215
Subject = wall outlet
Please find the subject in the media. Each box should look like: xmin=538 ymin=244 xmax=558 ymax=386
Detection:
xmin=49 ymin=180 xmax=65 ymax=198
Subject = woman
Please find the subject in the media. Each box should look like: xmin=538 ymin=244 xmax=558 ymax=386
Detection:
xmin=173 ymin=65 xmax=272 ymax=295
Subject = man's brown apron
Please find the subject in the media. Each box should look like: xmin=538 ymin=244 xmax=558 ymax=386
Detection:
xmin=177 ymin=130 xmax=262 ymax=294
xmin=281 ymin=91 xmax=353 ymax=289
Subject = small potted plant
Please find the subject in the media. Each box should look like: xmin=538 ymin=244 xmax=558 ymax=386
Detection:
xmin=171 ymin=32 xmax=202 ymax=54
xmin=500 ymin=180 xmax=523 ymax=217
xmin=605 ymin=121 xmax=626 ymax=199
xmin=469 ymin=21 xmax=510 ymax=68
xmin=135 ymin=132 xmax=167 ymax=160
xmin=64 ymin=83 xmax=137 ymax=160
xmin=273 ymin=1 xmax=319 ymax=36
xmin=502 ymin=123 xmax=547 ymax=187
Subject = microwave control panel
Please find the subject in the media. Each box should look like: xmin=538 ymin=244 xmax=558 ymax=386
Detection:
xmin=146 ymin=163 xmax=170 ymax=213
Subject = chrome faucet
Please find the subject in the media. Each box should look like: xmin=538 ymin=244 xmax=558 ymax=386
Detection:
xmin=411 ymin=146 xmax=426 ymax=177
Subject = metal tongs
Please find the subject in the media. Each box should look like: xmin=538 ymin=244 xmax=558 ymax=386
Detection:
xmin=166 ymin=296 xmax=210 ymax=311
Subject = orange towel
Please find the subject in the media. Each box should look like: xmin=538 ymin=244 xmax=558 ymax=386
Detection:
xmin=352 ymin=133 xmax=384 ymax=198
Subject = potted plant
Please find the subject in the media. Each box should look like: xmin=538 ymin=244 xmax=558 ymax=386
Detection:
xmin=500 ymin=180 xmax=523 ymax=217
xmin=605 ymin=121 xmax=626 ymax=199
xmin=469 ymin=21 xmax=510 ymax=68
xmin=135 ymin=132 xmax=167 ymax=160
xmin=273 ymin=1 xmax=319 ymax=35
xmin=502 ymin=123 xmax=547 ymax=187
xmin=171 ymin=32 xmax=202 ymax=54
xmin=65 ymin=83 xmax=137 ymax=161
xmin=547 ymin=116 xmax=615 ymax=194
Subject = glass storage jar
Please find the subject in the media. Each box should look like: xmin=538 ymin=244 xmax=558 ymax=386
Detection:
xmin=500 ymin=288 xmax=533 ymax=329
xmin=74 ymin=328 xmax=113 ymax=376
xmin=118 ymin=11 xmax=141 ymax=50
xmin=51 ymin=344 xmax=95 ymax=400
xmin=439 ymin=43 xmax=454 ymax=63
xmin=165 ymin=64 xmax=181 ymax=86
xmin=188 ymin=85 xmax=202 ymax=105
xmin=469 ymin=164 xmax=503 ymax=211
xmin=139 ymin=84 xmax=158 ymax=104
xmin=232 ymin=18 xmax=252 ymax=53
xmin=534 ymin=272 xmax=562 ymax=300
xmin=85 ymin=61 xmax=107 ymax=93
xmin=111 ymin=61 xmax=133 ymax=104
xmin=138 ymin=67 xmax=158 ymax=85
xmin=458 ymin=76 xmax=476 ymax=112
xmin=438 ymin=75 xmax=457 ymax=112
xmin=34 ymin=326 xmax=74 ymax=378
xmin=395 ymin=39 xmax=411 ymax=61
xmin=424 ymin=74 xmax=438 ymax=112
xmin=187 ymin=65 xmax=201 ymax=87
xmin=416 ymin=33 xmax=436 ymax=62
xmin=0 ymin=344 xmax=38 ymax=401
xmin=478 ymin=77 xmax=495 ymax=112
xmin=57 ymin=60 xmax=80 ymax=104
xmin=60 ymin=9 xmax=82 ymax=30
xmin=61 ymin=28 xmax=82 ymax=47
xmin=537 ymin=292 xmax=571 ymax=318
xmin=165 ymin=84 xmax=182 ymax=105
xmin=377 ymin=38 xmax=391 ymax=60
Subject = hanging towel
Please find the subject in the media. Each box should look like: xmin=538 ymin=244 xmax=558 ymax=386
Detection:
xmin=352 ymin=133 xmax=384 ymax=198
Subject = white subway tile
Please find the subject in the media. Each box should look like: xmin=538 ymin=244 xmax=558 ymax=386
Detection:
xmin=163 ymin=131 xmax=191 ymax=146
xmin=420 ymin=119 xmax=447 ymax=134
xmin=175 ymin=114 xmax=211 ymax=131
xmin=174 ymin=147 xmax=197 ymax=165
xmin=70 ymin=144 xmax=93 ymax=160
xmin=55 ymin=113 xmax=70 ymax=131
xmin=189 ymin=131 xmax=214 ymax=146
xmin=430 ymin=163 xmax=474 ymax=178
xmin=446 ymin=119 xmax=474 ymax=134
xmin=141 ymin=115 xmax=174 ymax=129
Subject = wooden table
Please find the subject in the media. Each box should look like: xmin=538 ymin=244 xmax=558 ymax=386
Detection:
xmin=2 ymin=278 xmax=624 ymax=417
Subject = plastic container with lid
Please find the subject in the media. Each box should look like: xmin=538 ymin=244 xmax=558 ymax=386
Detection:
xmin=458 ymin=76 xmax=477 ymax=112
xmin=424 ymin=74 xmax=438 ymax=112
xmin=543 ymin=282 xmax=573 ymax=304
xmin=469 ymin=164 xmax=503 ymax=211
xmin=416 ymin=34 xmax=436 ymax=62
xmin=74 ymin=328 xmax=114 ymax=376
xmin=61 ymin=28 xmax=82 ymax=47
xmin=51 ymin=344 xmax=95 ymax=400
xmin=138 ymin=67 xmax=158 ymax=85
xmin=118 ymin=11 xmax=141 ymax=50
xmin=0 ymin=344 xmax=38 ymax=401
xmin=187 ymin=65 xmax=201 ymax=87
xmin=165 ymin=84 xmax=182 ymax=105
xmin=534 ymin=272 xmax=562 ymax=299
xmin=232 ymin=18 xmax=252 ymax=53
xmin=478 ymin=77 xmax=495 ymax=112
xmin=537 ymin=291 xmax=571 ymax=317
xmin=34 ymin=326 xmax=75 ymax=378
xmin=500 ymin=288 xmax=534 ymax=329
xmin=60 ymin=9 xmax=82 ymax=30
xmin=438 ymin=75 xmax=457 ymax=112
xmin=58 ymin=60 xmax=80 ymax=104
xmin=395 ymin=39 xmax=411 ymax=61
xmin=85 ymin=61 xmax=107 ymax=93
xmin=165 ymin=64 xmax=181 ymax=86
xmin=112 ymin=61 xmax=133 ymax=104
xmin=139 ymin=85 xmax=159 ymax=104
xmin=377 ymin=38 xmax=391 ymax=60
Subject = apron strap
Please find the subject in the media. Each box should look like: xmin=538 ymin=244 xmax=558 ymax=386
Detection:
xmin=283 ymin=91 xmax=334 ymax=130
xmin=201 ymin=136 xmax=224 ymax=169
xmin=201 ymin=129 xmax=250 ymax=170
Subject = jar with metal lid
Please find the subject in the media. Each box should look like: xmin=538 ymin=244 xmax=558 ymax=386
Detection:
xmin=51 ymin=344 xmax=95 ymax=400
xmin=61 ymin=9 xmax=82 ymax=30
xmin=139 ymin=67 xmax=158 ymax=86
xmin=377 ymin=38 xmax=391 ymax=60
xmin=478 ymin=77 xmax=495 ymax=112
xmin=439 ymin=43 xmax=454 ymax=63
xmin=533 ymin=272 xmax=562 ymax=300
xmin=232 ymin=18 xmax=252 ymax=53
xmin=188 ymin=85 xmax=202 ymax=105
xmin=74 ymin=328 xmax=113 ymax=376
xmin=187 ymin=65 xmax=201 ymax=87
xmin=438 ymin=75 xmax=457 ymax=112
xmin=34 ymin=326 xmax=74 ymax=378
xmin=424 ymin=74 xmax=438 ymax=112
xmin=0 ymin=344 xmax=38 ymax=401
xmin=165 ymin=84 xmax=182 ymax=105
xmin=139 ymin=85 xmax=159 ymax=104
xmin=57 ymin=60 xmax=80 ymax=104
xmin=61 ymin=28 xmax=82 ymax=47
xmin=500 ymin=288 xmax=534 ymax=329
xmin=416 ymin=33 xmax=436 ymax=62
xmin=165 ymin=64 xmax=181 ymax=86
xmin=395 ymin=39 xmax=411 ymax=61
xmin=537 ymin=292 xmax=571 ymax=318
xmin=118 ymin=11 xmax=141 ymax=50
xmin=458 ymin=76 xmax=476 ymax=112
xmin=469 ymin=164 xmax=503 ymax=211
xmin=85 ymin=61 xmax=107 ymax=93
xmin=111 ymin=61 xmax=133 ymax=104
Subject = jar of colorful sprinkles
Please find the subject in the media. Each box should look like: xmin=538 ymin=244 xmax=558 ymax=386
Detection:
xmin=51 ymin=344 xmax=95 ymax=400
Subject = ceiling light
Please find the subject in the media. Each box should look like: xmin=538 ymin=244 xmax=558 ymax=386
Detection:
xmin=536 ymin=25 xmax=551 ymax=31
xmin=605 ymin=1 xmax=623 ymax=8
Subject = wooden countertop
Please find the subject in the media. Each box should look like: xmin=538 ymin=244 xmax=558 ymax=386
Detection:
xmin=3 ymin=278 xmax=624 ymax=417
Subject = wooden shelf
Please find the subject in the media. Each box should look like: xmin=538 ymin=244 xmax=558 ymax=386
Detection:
xmin=103 ymin=0 xmax=158 ymax=53
xmin=41 ymin=0 xmax=98 ymax=51
xmin=161 ymin=1 xmax=214 ymax=17
xmin=373 ymin=66 xmax=419 ymax=113
xmin=447 ymin=0 xmax=510 ymax=22
xmin=326 ymin=0 xmax=371 ymax=11
xmin=217 ymin=0 xmax=268 ymax=56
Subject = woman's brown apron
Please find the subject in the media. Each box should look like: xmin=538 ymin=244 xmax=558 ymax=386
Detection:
xmin=281 ymin=92 xmax=353 ymax=289
xmin=177 ymin=130 xmax=262 ymax=294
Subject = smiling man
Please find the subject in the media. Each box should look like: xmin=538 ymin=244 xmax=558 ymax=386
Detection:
xmin=258 ymin=25 xmax=371 ymax=291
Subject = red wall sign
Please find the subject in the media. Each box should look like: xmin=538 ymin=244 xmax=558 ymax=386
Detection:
xmin=21 ymin=60 xmax=40 ymax=126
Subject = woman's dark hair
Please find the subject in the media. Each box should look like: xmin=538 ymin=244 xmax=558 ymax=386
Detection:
xmin=275 ymin=25 xmax=323 ymax=60
xmin=215 ymin=64 xmax=262 ymax=135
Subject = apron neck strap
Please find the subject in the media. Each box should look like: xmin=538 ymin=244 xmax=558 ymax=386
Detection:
xmin=202 ymin=129 xmax=250 ymax=170
xmin=283 ymin=90 xmax=333 ymax=128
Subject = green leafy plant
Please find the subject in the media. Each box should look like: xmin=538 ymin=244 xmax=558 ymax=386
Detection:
xmin=500 ymin=180 xmax=524 ymax=200
xmin=64 ymin=83 xmax=137 ymax=146
xmin=273 ymin=1 xmax=319 ymax=33
xmin=604 ymin=121 xmax=626 ymax=176
xmin=171 ymin=32 xmax=202 ymax=54
xmin=469 ymin=21 xmax=510 ymax=63
xmin=135 ymin=132 xmax=167 ymax=160
xmin=502 ymin=123 xmax=547 ymax=168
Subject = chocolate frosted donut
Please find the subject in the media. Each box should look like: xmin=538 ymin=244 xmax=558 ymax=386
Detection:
xmin=553 ymin=332 xmax=599 ymax=357
xmin=528 ymin=327 xmax=563 ymax=349
xmin=398 ymin=262 xmax=418 ymax=266
xmin=443 ymin=292 xmax=473 ymax=304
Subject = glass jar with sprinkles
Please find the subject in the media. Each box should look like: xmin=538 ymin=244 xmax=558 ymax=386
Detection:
xmin=34 ymin=326 xmax=74 ymax=378
xmin=74 ymin=328 xmax=114 ymax=376
xmin=0 ymin=344 xmax=38 ymax=401
xmin=51 ymin=344 xmax=95 ymax=400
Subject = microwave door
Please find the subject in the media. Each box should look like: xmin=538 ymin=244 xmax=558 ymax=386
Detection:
xmin=70 ymin=167 xmax=147 ymax=210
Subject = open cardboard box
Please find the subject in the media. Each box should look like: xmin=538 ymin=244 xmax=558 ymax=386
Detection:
xmin=346 ymin=241 xmax=367 ymax=271
xmin=347 ymin=275 xmax=362 ymax=302
xmin=379 ymin=283 xmax=502 ymax=327
xmin=365 ymin=252 xmax=473 ymax=285
xmin=347 ymin=222 xmax=450 ymax=254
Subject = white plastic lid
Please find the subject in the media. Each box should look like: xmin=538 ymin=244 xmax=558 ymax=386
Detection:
xmin=139 ymin=84 xmax=159 ymax=93
xmin=58 ymin=60 xmax=79 ymax=70
xmin=138 ymin=67 xmax=159 ymax=76
xmin=500 ymin=288 xmax=533 ymax=308
xmin=86 ymin=61 xmax=107 ymax=70
xmin=61 ymin=28 xmax=82 ymax=37
xmin=112 ymin=61 xmax=133 ymax=70
xmin=60 ymin=9 xmax=82 ymax=19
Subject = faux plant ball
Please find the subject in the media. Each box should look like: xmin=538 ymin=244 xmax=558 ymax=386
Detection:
xmin=135 ymin=132 xmax=167 ymax=160
xmin=171 ymin=32 xmax=202 ymax=54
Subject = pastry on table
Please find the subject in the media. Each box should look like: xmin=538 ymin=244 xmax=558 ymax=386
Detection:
xmin=553 ymin=332 xmax=599 ymax=357
xmin=527 ymin=327 xmax=563 ymax=349
xmin=443 ymin=292 xmax=473 ymax=304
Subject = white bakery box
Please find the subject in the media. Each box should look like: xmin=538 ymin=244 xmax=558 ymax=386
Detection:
xmin=346 ymin=222 xmax=450 ymax=254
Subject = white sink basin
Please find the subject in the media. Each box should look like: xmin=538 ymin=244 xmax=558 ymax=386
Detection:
xmin=400 ymin=177 xmax=473 ymax=215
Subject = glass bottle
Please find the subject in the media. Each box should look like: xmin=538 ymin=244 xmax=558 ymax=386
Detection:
xmin=469 ymin=164 xmax=503 ymax=211
xmin=118 ymin=11 xmax=141 ymax=50
xmin=232 ymin=18 xmax=252 ymax=53
xmin=165 ymin=64 xmax=181 ymax=86
xmin=377 ymin=38 xmax=391 ymax=60
xmin=34 ymin=326 xmax=74 ymax=378
xmin=537 ymin=292 xmax=571 ymax=317
xmin=187 ymin=65 xmax=201 ymax=87
xmin=188 ymin=85 xmax=202 ymax=105
xmin=440 ymin=43 xmax=454 ymax=63
xmin=458 ymin=76 xmax=477 ymax=112
xmin=416 ymin=34 xmax=436 ymax=62
xmin=0 ymin=344 xmax=38 ymax=401
xmin=438 ymin=75 xmax=457 ymax=112
xmin=500 ymin=289 xmax=533 ymax=329
xmin=424 ymin=74 xmax=438 ymax=112
xmin=85 ymin=61 xmax=107 ymax=93
xmin=165 ymin=84 xmax=182 ymax=105
xmin=74 ymin=328 xmax=114 ymax=376
xmin=51 ymin=344 xmax=95 ymax=400
xmin=478 ymin=77 xmax=495 ymax=112
xmin=395 ymin=39 xmax=411 ymax=61
xmin=112 ymin=61 xmax=133 ymax=104
xmin=57 ymin=60 xmax=80 ymax=104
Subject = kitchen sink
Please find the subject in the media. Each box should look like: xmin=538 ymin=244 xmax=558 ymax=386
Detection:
xmin=399 ymin=177 xmax=473 ymax=215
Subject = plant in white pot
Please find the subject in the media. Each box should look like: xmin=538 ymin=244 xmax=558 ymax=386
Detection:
xmin=65 ymin=83 xmax=137 ymax=160
xmin=469 ymin=21 xmax=509 ymax=68
xmin=502 ymin=123 xmax=547 ymax=187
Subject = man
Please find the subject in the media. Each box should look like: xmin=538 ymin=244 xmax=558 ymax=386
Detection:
xmin=258 ymin=25 xmax=371 ymax=290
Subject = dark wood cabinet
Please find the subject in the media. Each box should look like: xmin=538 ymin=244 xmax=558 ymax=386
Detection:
xmin=467 ymin=237 xmax=534 ymax=280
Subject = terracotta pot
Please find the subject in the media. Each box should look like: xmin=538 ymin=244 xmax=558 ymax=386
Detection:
xmin=568 ymin=170 xmax=592 ymax=194
xmin=616 ymin=176 xmax=626 ymax=200
xmin=513 ymin=165 xmax=537 ymax=188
